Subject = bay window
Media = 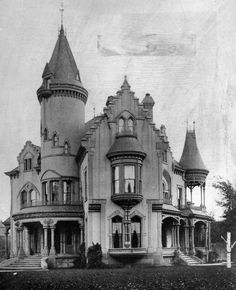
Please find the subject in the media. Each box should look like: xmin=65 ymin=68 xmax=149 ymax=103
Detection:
xmin=112 ymin=164 xmax=142 ymax=195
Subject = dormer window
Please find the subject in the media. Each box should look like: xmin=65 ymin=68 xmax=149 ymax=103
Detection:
xmin=53 ymin=133 xmax=59 ymax=146
xmin=127 ymin=118 xmax=134 ymax=133
xmin=24 ymin=158 xmax=32 ymax=171
xmin=118 ymin=118 xmax=125 ymax=133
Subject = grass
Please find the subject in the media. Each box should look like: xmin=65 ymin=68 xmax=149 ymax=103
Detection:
xmin=0 ymin=266 xmax=236 ymax=289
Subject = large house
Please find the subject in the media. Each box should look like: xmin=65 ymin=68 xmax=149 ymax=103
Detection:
xmin=5 ymin=25 xmax=211 ymax=267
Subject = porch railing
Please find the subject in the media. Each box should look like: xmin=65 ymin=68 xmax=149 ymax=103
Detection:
xmin=21 ymin=200 xmax=82 ymax=209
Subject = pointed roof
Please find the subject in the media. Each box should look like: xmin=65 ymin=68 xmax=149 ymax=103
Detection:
xmin=45 ymin=25 xmax=83 ymax=87
xmin=121 ymin=75 xmax=131 ymax=90
xmin=179 ymin=129 xmax=208 ymax=171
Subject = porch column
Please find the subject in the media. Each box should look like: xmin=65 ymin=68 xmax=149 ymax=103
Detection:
xmin=43 ymin=226 xmax=48 ymax=256
xmin=25 ymin=227 xmax=30 ymax=255
xmin=190 ymin=225 xmax=195 ymax=255
xmin=18 ymin=227 xmax=25 ymax=258
xmin=190 ymin=188 xmax=193 ymax=204
xmin=200 ymin=185 xmax=203 ymax=208
xmin=203 ymin=185 xmax=206 ymax=207
xmin=204 ymin=226 xmax=208 ymax=248
xmin=208 ymin=222 xmax=211 ymax=250
xmin=176 ymin=224 xmax=180 ymax=250
xmin=40 ymin=228 xmax=44 ymax=254
xmin=4 ymin=229 xmax=9 ymax=259
xmin=49 ymin=225 xmax=56 ymax=255
xmin=184 ymin=225 xmax=189 ymax=254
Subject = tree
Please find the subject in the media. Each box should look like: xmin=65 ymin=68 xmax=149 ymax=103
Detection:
xmin=212 ymin=177 xmax=236 ymax=230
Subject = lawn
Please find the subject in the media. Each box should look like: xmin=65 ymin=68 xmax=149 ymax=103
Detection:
xmin=0 ymin=266 xmax=236 ymax=290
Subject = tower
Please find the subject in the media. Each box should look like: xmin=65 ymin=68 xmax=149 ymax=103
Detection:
xmin=179 ymin=125 xmax=209 ymax=208
xmin=37 ymin=25 xmax=88 ymax=204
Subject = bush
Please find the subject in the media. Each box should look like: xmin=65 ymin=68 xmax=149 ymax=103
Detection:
xmin=208 ymin=251 xmax=219 ymax=263
xmin=87 ymin=243 xmax=102 ymax=268
xmin=75 ymin=243 xmax=86 ymax=268
xmin=195 ymin=249 xmax=204 ymax=260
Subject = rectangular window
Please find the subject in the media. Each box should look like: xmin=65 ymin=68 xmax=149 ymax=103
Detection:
xmin=124 ymin=165 xmax=135 ymax=193
xmin=63 ymin=181 xmax=71 ymax=204
xmin=24 ymin=158 xmax=32 ymax=171
xmin=50 ymin=180 xmax=59 ymax=204
xmin=138 ymin=166 xmax=142 ymax=194
xmin=178 ymin=187 xmax=183 ymax=209
xmin=113 ymin=166 xmax=120 ymax=194
xmin=84 ymin=169 xmax=88 ymax=201
xmin=42 ymin=182 xmax=48 ymax=204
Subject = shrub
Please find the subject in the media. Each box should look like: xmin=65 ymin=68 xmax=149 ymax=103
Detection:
xmin=195 ymin=249 xmax=204 ymax=260
xmin=208 ymin=251 xmax=219 ymax=263
xmin=75 ymin=242 xmax=86 ymax=268
xmin=87 ymin=243 xmax=102 ymax=268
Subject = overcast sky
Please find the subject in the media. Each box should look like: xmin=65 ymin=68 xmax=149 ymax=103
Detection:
xmin=1 ymin=0 xmax=236 ymax=221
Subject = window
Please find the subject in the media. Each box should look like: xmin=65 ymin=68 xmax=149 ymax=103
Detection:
xmin=44 ymin=128 xmax=48 ymax=141
xmin=112 ymin=166 xmax=119 ymax=194
xmin=53 ymin=134 xmax=59 ymax=146
xmin=111 ymin=164 xmax=142 ymax=195
xmin=30 ymin=189 xmax=37 ymax=205
xmin=112 ymin=216 xmax=123 ymax=248
xmin=127 ymin=118 xmax=134 ymax=133
xmin=21 ymin=190 xmax=27 ymax=207
xmin=24 ymin=158 xmax=32 ymax=171
xmin=63 ymin=181 xmax=72 ymax=204
xmin=118 ymin=118 xmax=125 ymax=133
xmin=84 ymin=169 xmax=88 ymax=201
xmin=178 ymin=187 xmax=183 ymax=209
xmin=131 ymin=216 xmax=141 ymax=248
xmin=42 ymin=182 xmax=48 ymax=204
xmin=162 ymin=150 xmax=167 ymax=162
xmin=124 ymin=165 xmax=135 ymax=193
xmin=64 ymin=142 xmax=69 ymax=154
xmin=50 ymin=180 xmax=59 ymax=204
xmin=163 ymin=171 xmax=171 ymax=201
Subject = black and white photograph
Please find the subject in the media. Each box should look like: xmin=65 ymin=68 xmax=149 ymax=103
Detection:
xmin=0 ymin=0 xmax=236 ymax=289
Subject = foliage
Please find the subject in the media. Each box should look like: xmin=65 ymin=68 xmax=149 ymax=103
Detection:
xmin=212 ymin=177 xmax=236 ymax=230
xmin=75 ymin=242 xmax=86 ymax=268
xmin=208 ymin=250 xmax=219 ymax=263
xmin=87 ymin=243 xmax=103 ymax=268
xmin=211 ymin=220 xmax=226 ymax=243
xmin=195 ymin=249 xmax=204 ymax=260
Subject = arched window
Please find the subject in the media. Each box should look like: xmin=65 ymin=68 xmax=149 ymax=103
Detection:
xmin=64 ymin=142 xmax=69 ymax=154
xmin=50 ymin=180 xmax=59 ymax=204
xmin=53 ymin=133 xmax=59 ymax=146
xmin=44 ymin=128 xmax=48 ymax=141
xmin=24 ymin=158 xmax=32 ymax=171
xmin=163 ymin=170 xmax=171 ymax=201
xmin=112 ymin=216 xmax=123 ymax=248
xmin=118 ymin=118 xmax=125 ymax=133
xmin=21 ymin=190 xmax=27 ymax=207
xmin=131 ymin=216 xmax=141 ymax=248
xmin=127 ymin=118 xmax=134 ymax=133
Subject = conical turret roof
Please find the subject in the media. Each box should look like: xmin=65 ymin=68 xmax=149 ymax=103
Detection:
xmin=44 ymin=26 xmax=83 ymax=87
xmin=179 ymin=129 xmax=208 ymax=172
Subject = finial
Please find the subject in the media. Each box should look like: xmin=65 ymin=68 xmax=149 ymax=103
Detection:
xmin=186 ymin=119 xmax=189 ymax=132
xmin=193 ymin=121 xmax=195 ymax=132
xmin=121 ymin=75 xmax=131 ymax=90
xmin=93 ymin=105 xmax=96 ymax=118
xmin=59 ymin=0 xmax=64 ymax=28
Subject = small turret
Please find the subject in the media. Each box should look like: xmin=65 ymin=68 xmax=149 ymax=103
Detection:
xmin=142 ymin=93 xmax=155 ymax=121
xmin=179 ymin=125 xmax=209 ymax=186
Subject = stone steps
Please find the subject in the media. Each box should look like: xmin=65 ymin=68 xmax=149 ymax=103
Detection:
xmin=179 ymin=252 xmax=203 ymax=265
xmin=0 ymin=255 xmax=42 ymax=271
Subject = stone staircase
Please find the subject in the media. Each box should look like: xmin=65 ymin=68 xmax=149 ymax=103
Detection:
xmin=0 ymin=255 xmax=42 ymax=271
xmin=179 ymin=252 xmax=203 ymax=266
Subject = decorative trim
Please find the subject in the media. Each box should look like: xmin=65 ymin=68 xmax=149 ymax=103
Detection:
xmin=41 ymin=153 xmax=76 ymax=160
xmin=88 ymin=204 xmax=101 ymax=212
xmin=12 ymin=210 xmax=84 ymax=221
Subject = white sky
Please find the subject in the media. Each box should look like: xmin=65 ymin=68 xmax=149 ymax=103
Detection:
xmin=1 ymin=0 xmax=236 ymax=221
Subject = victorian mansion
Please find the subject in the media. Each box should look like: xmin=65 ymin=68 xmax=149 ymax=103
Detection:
xmin=4 ymin=25 xmax=211 ymax=267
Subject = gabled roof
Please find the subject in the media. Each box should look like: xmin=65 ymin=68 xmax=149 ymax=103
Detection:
xmin=44 ymin=25 xmax=83 ymax=87
xmin=179 ymin=129 xmax=208 ymax=171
